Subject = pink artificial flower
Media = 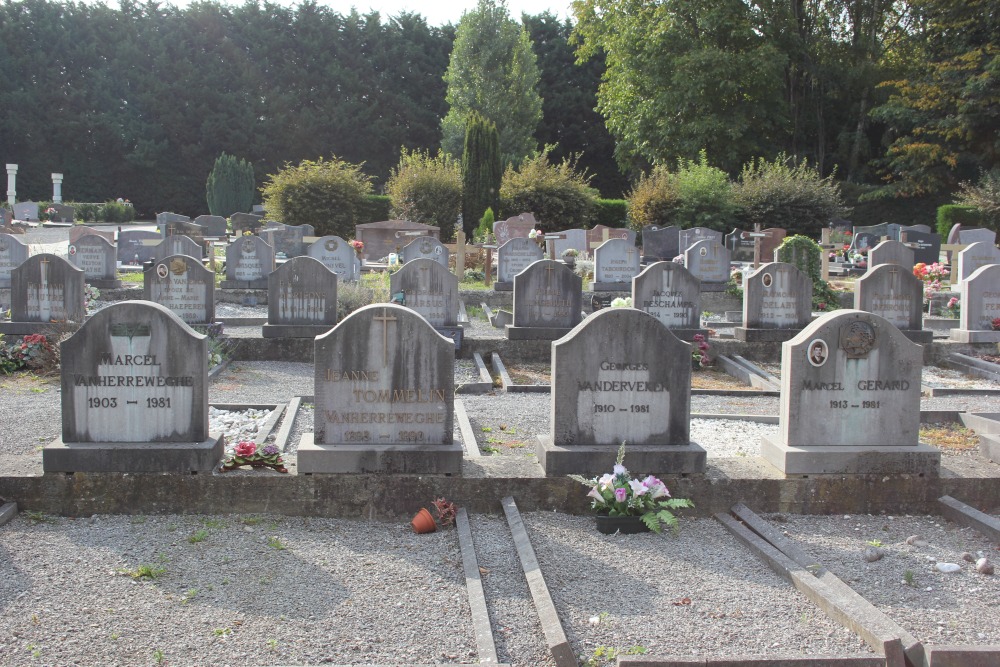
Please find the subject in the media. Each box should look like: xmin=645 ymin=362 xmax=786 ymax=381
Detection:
xmin=234 ymin=441 xmax=256 ymax=458
xmin=948 ymin=297 xmax=958 ymax=307
xmin=587 ymin=487 xmax=605 ymax=503
xmin=614 ymin=487 xmax=628 ymax=503
xmin=643 ymin=475 xmax=669 ymax=499
xmin=628 ymin=479 xmax=648 ymax=496
xmin=598 ymin=473 xmax=615 ymax=490
xmin=613 ymin=463 xmax=627 ymax=477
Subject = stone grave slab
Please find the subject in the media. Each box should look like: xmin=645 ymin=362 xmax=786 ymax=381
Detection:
xmin=493 ymin=213 xmax=537 ymax=246
xmin=152 ymin=235 xmax=205 ymax=263
xmin=592 ymin=237 xmax=640 ymax=291
xmin=307 ymin=236 xmax=361 ymax=282
xmin=298 ymin=303 xmax=460 ymax=474
xmin=900 ymin=229 xmax=941 ymax=265
xmin=117 ymin=230 xmax=162 ymax=265
xmin=194 ymin=215 xmax=228 ymax=237
xmin=642 ymin=226 xmax=679 ymax=262
xmin=536 ymin=308 xmax=705 ymax=476
xmin=952 ymin=264 xmax=1000 ymax=343
xmin=263 ymin=256 xmax=338 ymax=338
xmin=678 ymin=227 xmax=723 ymax=253
xmin=389 ymin=258 xmax=459 ymax=328
xmin=262 ymin=224 xmax=307 ymax=258
xmin=400 ymin=235 xmax=450 ymax=269
xmin=43 ymin=300 xmax=222 ymax=473
xmin=68 ymin=234 xmax=121 ymax=288
xmin=855 ymin=264 xmax=930 ymax=343
xmin=13 ymin=202 xmax=39 ymax=221
xmin=955 ymin=241 xmax=1000 ymax=287
xmin=550 ymin=228 xmax=588 ymax=258
xmin=507 ymin=259 xmax=582 ymax=340
xmin=143 ymin=255 xmax=215 ymax=325
xmin=230 ymin=212 xmax=263 ymax=236
xmin=760 ymin=309 xmax=939 ymax=475
xmin=69 ymin=225 xmax=114 ymax=246
xmin=221 ymin=236 xmax=273 ymax=289
xmin=684 ymin=238 xmax=731 ymax=287
xmin=631 ymin=261 xmax=706 ymax=341
xmin=494 ymin=237 xmax=543 ymax=291
xmin=0 ymin=232 xmax=29 ymax=289
xmin=586 ymin=225 xmax=635 ymax=255
xmin=736 ymin=262 xmax=812 ymax=342
xmin=355 ymin=220 xmax=440 ymax=263
xmin=1 ymin=254 xmax=85 ymax=335
xmin=868 ymin=240 xmax=915 ymax=270
xmin=49 ymin=204 xmax=75 ymax=223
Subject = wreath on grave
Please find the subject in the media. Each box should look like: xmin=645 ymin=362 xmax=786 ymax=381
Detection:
xmin=220 ymin=441 xmax=288 ymax=473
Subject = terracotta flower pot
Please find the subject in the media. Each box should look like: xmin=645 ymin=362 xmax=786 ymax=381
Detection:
xmin=411 ymin=508 xmax=437 ymax=534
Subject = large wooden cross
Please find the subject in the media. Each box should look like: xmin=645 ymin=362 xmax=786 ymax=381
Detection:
xmin=746 ymin=223 xmax=773 ymax=269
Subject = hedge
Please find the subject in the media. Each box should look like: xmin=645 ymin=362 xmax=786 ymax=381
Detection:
xmin=936 ymin=205 xmax=983 ymax=238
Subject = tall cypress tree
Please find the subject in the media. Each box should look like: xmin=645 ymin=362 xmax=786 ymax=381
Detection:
xmin=461 ymin=114 xmax=502 ymax=236
xmin=206 ymin=153 xmax=255 ymax=218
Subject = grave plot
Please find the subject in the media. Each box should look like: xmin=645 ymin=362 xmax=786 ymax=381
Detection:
xmin=691 ymin=368 xmax=764 ymax=391
xmin=459 ymin=393 xmax=547 ymax=461
xmin=918 ymin=422 xmax=980 ymax=458
xmin=922 ymin=365 xmax=1000 ymax=395
xmin=690 ymin=418 xmax=779 ymax=458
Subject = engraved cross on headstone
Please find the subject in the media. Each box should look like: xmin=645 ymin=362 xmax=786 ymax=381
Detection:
xmin=373 ymin=308 xmax=398 ymax=367
xmin=544 ymin=262 xmax=557 ymax=289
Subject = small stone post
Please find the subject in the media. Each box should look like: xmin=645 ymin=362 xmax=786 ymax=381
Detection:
xmin=51 ymin=173 xmax=64 ymax=203
xmin=5 ymin=164 xmax=17 ymax=206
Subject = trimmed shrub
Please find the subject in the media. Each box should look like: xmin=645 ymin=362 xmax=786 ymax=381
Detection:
xmin=206 ymin=153 xmax=255 ymax=218
xmin=627 ymin=167 xmax=680 ymax=231
xmin=936 ymin=205 xmax=983 ymax=238
xmin=462 ymin=113 xmax=503 ymax=237
xmin=776 ymin=234 xmax=840 ymax=311
xmin=594 ymin=199 xmax=628 ymax=229
xmin=955 ymin=170 xmax=1000 ymax=229
xmin=98 ymin=200 xmax=135 ymax=223
xmin=359 ymin=195 xmax=392 ymax=224
xmin=260 ymin=157 xmax=372 ymax=238
xmin=475 ymin=207 xmax=495 ymax=243
xmin=627 ymin=151 xmax=736 ymax=232
xmin=499 ymin=152 xmax=598 ymax=228
xmin=386 ymin=149 xmax=462 ymax=241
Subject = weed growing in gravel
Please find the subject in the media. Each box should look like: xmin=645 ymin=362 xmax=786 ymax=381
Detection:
xmin=267 ymin=536 xmax=286 ymax=550
xmin=904 ymin=570 xmax=915 ymax=586
xmin=110 ymin=631 xmax=119 ymax=640
xmin=867 ymin=539 xmax=883 ymax=547
xmin=481 ymin=426 xmax=492 ymax=432
xmin=152 ymin=648 xmax=165 ymax=664
xmin=123 ymin=564 xmax=166 ymax=580
xmin=242 ymin=516 xmax=263 ymax=526
xmin=26 ymin=511 xmax=56 ymax=524
xmin=26 ymin=644 xmax=41 ymax=659
xmin=188 ymin=529 xmax=209 ymax=544
xmin=482 ymin=445 xmax=500 ymax=454
xmin=583 ymin=645 xmax=647 ymax=667
xmin=266 ymin=638 xmax=279 ymax=650
xmin=213 ymin=627 xmax=232 ymax=638
xmin=181 ymin=589 xmax=198 ymax=604
xmin=201 ymin=517 xmax=226 ymax=529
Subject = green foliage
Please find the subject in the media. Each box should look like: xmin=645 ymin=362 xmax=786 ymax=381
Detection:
xmin=956 ymin=170 xmax=1000 ymax=229
xmin=206 ymin=153 xmax=255 ymax=218
xmin=462 ymin=113 xmax=503 ymax=237
xmin=936 ymin=204 xmax=983 ymax=237
xmin=594 ymin=199 xmax=628 ymax=229
xmin=499 ymin=152 xmax=599 ymax=227
xmin=626 ymin=167 xmax=680 ymax=231
xmin=260 ymin=157 xmax=372 ymax=238
xmin=776 ymin=235 xmax=840 ymax=311
xmin=626 ymin=152 xmax=736 ymax=232
xmin=97 ymin=201 xmax=135 ymax=223
xmin=841 ymin=183 xmax=949 ymax=231
xmin=733 ymin=154 xmax=849 ymax=237
xmin=359 ymin=195 xmax=392 ymax=224
xmin=337 ymin=273 xmax=390 ymax=320
xmin=386 ymin=148 xmax=462 ymax=241
xmin=475 ymin=207 xmax=495 ymax=243
xmin=441 ymin=0 xmax=542 ymax=164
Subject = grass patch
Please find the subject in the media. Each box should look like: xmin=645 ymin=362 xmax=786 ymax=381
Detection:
xmin=459 ymin=278 xmax=491 ymax=291
xmin=188 ymin=529 xmax=209 ymax=544
xmin=920 ymin=423 xmax=978 ymax=451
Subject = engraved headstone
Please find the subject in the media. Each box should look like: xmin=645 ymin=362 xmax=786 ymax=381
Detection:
xmin=725 ymin=228 xmax=756 ymax=263
xmin=263 ymin=256 xmax=338 ymax=338
xmin=49 ymin=204 xmax=75 ymax=223
xmin=736 ymin=262 xmax=812 ymax=342
xmin=143 ymin=255 xmax=215 ymax=325
xmin=958 ymin=227 xmax=997 ymax=246
xmin=307 ymin=236 xmax=361 ymax=282
xmin=536 ymin=308 xmax=705 ymax=476
xmin=400 ymin=235 xmax=450 ymax=269
xmin=726 ymin=227 xmax=787 ymax=264
xmin=230 ymin=212 xmax=263 ymax=236
xmin=43 ymin=300 xmax=222 ymax=473
xmin=355 ymin=220 xmax=440 ymax=263
xmin=389 ymin=258 xmax=459 ymax=328
xmin=507 ymin=259 xmax=582 ymax=340
xmin=0 ymin=232 xmax=29 ymax=289
xmin=68 ymin=234 xmax=120 ymax=288
xmin=550 ymin=228 xmax=588 ymax=258
xmin=13 ymin=202 xmax=39 ymax=221
xmin=156 ymin=212 xmax=191 ymax=226
xmin=592 ymin=238 xmax=641 ymax=290
xmin=900 ymin=224 xmax=931 ymax=234
xmin=298 ymin=303 xmax=460 ymax=474
xmin=642 ymin=226 xmax=679 ymax=262
xmin=900 ymin=229 xmax=941 ymax=265
xmin=117 ymin=230 xmax=162 ymax=265
xmin=684 ymin=239 xmax=731 ymax=284
xmin=586 ymin=225 xmax=635 ymax=254
xmin=855 ymin=264 xmax=929 ymax=342
xmin=194 ymin=215 xmax=228 ymax=237
xmin=262 ymin=224 xmax=307 ymax=258
xmin=632 ymin=261 xmax=706 ymax=340
xmin=152 ymin=235 xmax=205 ymax=263
xmin=2 ymin=254 xmax=85 ymax=334
xmin=493 ymin=213 xmax=537 ymax=246
xmin=494 ymin=237 xmax=543 ymax=290
xmin=760 ymin=310 xmax=939 ymax=475
xmin=850 ymin=223 xmax=899 ymax=252
xmin=222 ymin=235 xmax=274 ymax=289
xmin=678 ymin=227 xmax=723 ymax=254
xmin=69 ymin=225 xmax=114 ymax=246
xmin=955 ymin=241 xmax=1000 ymax=287
xmin=868 ymin=240 xmax=915 ymax=270
xmin=952 ymin=265 xmax=1000 ymax=343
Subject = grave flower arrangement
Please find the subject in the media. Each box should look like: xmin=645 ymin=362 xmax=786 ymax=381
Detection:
xmin=610 ymin=297 xmax=632 ymax=308
xmin=692 ymin=333 xmax=710 ymax=368
xmin=570 ymin=443 xmax=693 ymax=534
xmin=528 ymin=228 xmax=545 ymax=248
xmin=944 ymin=297 xmax=960 ymax=318
xmin=913 ymin=262 xmax=948 ymax=282
xmin=992 ymin=318 xmax=1000 ymax=332
xmin=349 ymin=239 xmax=364 ymax=256
xmin=220 ymin=441 xmax=288 ymax=473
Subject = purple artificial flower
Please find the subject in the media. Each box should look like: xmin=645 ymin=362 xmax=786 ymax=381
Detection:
xmin=261 ymin=443 xmax=279 ymax=456
xmin=613 ymin=463 xmax=627 ymax=477
xmin=614 ymin=487 xmax=628 ymax=503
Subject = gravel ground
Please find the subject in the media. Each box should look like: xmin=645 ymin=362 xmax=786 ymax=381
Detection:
xmin=924 ymin=366 xmax=1000 ymax=389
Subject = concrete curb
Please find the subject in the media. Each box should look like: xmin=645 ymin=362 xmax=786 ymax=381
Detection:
xmin=455 ymin=400 xmax=480 ymax=459
xmin=273 ymin=397 xmax=302 ymax=453
xmin=618 ymin=657 xmax=885 ymax=666
xmin=491 ymin=353 xmax=515 ymax=393
xmin=938 ymin=495 xmax=1000 ymax=542
xmin=0 ymin=501 xmax=17 ymax=527
xmin=455 ymin=508 xmax=500 ymax=664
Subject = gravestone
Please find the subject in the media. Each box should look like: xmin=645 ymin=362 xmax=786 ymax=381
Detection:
xmin=400 ymin=235 xmax=450 ymax=269
xmin=900 ymin=229 xmax=941 ymax=265
xmin=632 ymin=261 xmax=706 ymax=341
xmin=261 ymin=224 xmax=307 ymax=258
xmin=735 ymin=262 xmax=812 ymax=342
xmin=68 ymin=234 xmax=120 ymax=288
xmin=221 ymin=235 xmax=274 ymax=289
xmin=230 ymin=212 xmax=263 ymax=236
xmin=900 ymin=224 xmax=931 ymax=235
xmin=586 ymin=225 xmax=635 ymax=255
xmin=152 ymin=235 xmax=205 ymax=263
xmin=507 ymin=259 xmax=582 ymax=340
xmin=49 ymin=204 xmax=75 ymax=223
xmin=855 ymin=264 xmax=929 ymax=343
xmin=117 ymin=230 xmax=162 ymax=265
xmin=678 ymin=227 xmax=723 ymax=254
xmin=684 ymin=239 xmax=731 ymax=286
xmin=592 ymin=238 xmax=641 ymax=290
xmin=760 ymin=309 xmax=939 ymax=475
xmin=726 ymin=227 xmax=788 ymax=265
xmin=43 ymin=300 xmax=222 ymax=473
xmin=550 ymin=228 xmax=588 ymax=258
xmin=535 ymin=308 xmax=705 ymax=476
xmin=0 ymin=208 xmax=11 ymax=227
xmin=955 ymin=241 xmax=1000 ymax=287
xmin=355 ymin=220 xmax=440 ymax=262
xmin=389 ymin=258 xmax=459 ymax=328
xmin=0 ymin=233 xmax=29 ymax=289
xmin=143 ymin=255 xmax=215 ymax=325
xmin=298 ymin=303 xmax=460 ymax=474
xmin=252 ymin=205 xmax=265 ymax=214
xmin=1 ymin=254 xmax=85 ymax=335
xmin=868 ymin=240 xmax=915 ymax=270
xmin=13 ymin=202 xmax=39 ymax=221
xmin=642 ymin=226 xmax=680 ymax=262
xmin=952 ymin=265 xmax=1000 ymax=343
xmin=156 ymin=212 xmax=191 ymax=226
xmin=958 ymin=227 xmax=997 ymax=246
xmin=307 ymin=236 xmax=361 ymax=282
xmin=263 ymin=256 xmax=338 ymax=338
xmin=194 ymin=215 xmax=228 ymax=237
xmin=159 ymin=220 xmax=207 ymax=248
xmin=493 ymin=213 xmax=537 ymax=246
xmin=850 ymin=223 xmax=899 ymax=252
xmin=69 ymin=225 xmax=114 ymax=246
xmin=494 ymin=237 xmax=543 ymax=291
xmin=263 ymin=220 xmax=285 ymax=231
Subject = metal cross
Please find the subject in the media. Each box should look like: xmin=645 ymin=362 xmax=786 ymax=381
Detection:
xmin=373 ymin=308 xmax=398 ymax=367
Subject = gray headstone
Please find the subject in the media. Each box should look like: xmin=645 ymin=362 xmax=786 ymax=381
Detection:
xmin=262 ymin=225 xmax=308 ymax=258
xmin=400 ymin=236 xmax=450 ymax=269
xmin=69 ymin=226 xmax=114 ymax=246
xmin=160 ymin=221 xmax=207 ymax=248
xmin=760 ymin=309 xmax=938 ymax=474
xmin=156 ymin=212 xmax=191 ymax=226
xmin=143 ymin=255 xmax=215 ymax=325
xmin=49 ymin=204 xmax=75 ymax=223
xmin=0 ymin=233 xmax=29 ymax=289
xmin=958 ymin=227 xmax=997 ymax=246
xmin=230 ymin=212 xmax=263 ymax=236
xmin=496 ymin=237 xmax=543 ymax=285
xmin=632 ymin=261 xmax=701 ymax=331
xmin=307 ymin=236 xmax=361 ymax=282
xmin=684 ymin=239 xmax=731 ymax=282
xmin=956 ymin=241 xmax=1000 ymax=286
xmin=224 ymin=236 xmax=274 ymax=285
xmin=264 ymin=220 xmax=285 ymax=231
xmin=9 ymin=254 xmax=85 ymax=322
xmin=855 ymin=264 xmax=924 ymax=331
xmin=68 ymin=234 xmax=117 ymax=282
xmin=13 ymin=202 xmax=39 ymax=221
xmin=900 ymin=230 xmax=941 ymax=265
xmin=954 ymin=264 xmax=1000 ymax=342
xmin=593 ymin=238 xmax=641 ymax=286
xmin=267 ymin=256 xmax=338 ymax=326
xmin=536 ymin=308 xmax=704 ymax=475
xmin=899 ymin=224 xmax=931 ymax=234
xmin=678 ymin=227 xmax=723 ymax=253
xmin=868 ymin=240 xmax=915 ymax=270
xmin=742 ymin=263 xmax=812 ymax=329
xmin=493 ymin=213 xmax=537 ymax=246
xmin=355 ymin=220 xmax=440 ymax=263
xmin=550 ymin=228 xmax=588 ymax=258
xmin=252 ymin=205 xmax=266 ymax=215
xmin=642 ymin=226 xmax=679 ymax=262
xmin=152 ymin=235 xmax=205 ymax=263
xmin=117 ymin=230 xmax=162 ymax=265
xmin=389 ymin=258 xmax=459 ymax=328
xmin=851 ymin=223 xmax=899 ymax=251
xmin=587 ymin=225 xmax=635 ymax=254
xmin=299 ymin=303 xmax=460 ymax=474
xmin=194 ymin=215 xmax=228 ymax=237
xmin=510 ymin=260 xmax=582 ymax=332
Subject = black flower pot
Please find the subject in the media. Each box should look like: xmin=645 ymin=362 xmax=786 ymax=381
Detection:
xmin=596 ymin=515 xmax=650 ymax=535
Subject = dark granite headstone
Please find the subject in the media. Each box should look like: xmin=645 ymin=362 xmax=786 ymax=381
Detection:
xmin=400 ymin=236 xmax=450 ymax=269
xmin=355 ymin=220 xmax=440 ymax=263
xmin=159 ymin=220 xmax=207 ymax=249
xmin=0 ymin=232 xmax=29 ymax=289
xmin=736 ymin=262 xmax=812 ymax=342
xmin=117 ymin=230 xmax=162 ymax=265
xmin=307 ymin=236 xmax=361 ymax=282
xmin=194 ymin=215 xmax=228 ymax=237
xmin=263 ymin=256 xmax=338 ymax=338
xmin=678 ymin=227 xmax=723 ymax=254
xmin=495 ymin=237 xmax=543 ymax=290
xmin=68 ymin=234 xmax=120 ymax=288
xmin=632 ymin=261 xmax=705 ymax=340
xmin=5 ymin=254 xmax=85 ymax=327
xmin=49 ymin=204 xmax=75 ymax=223
xmin=855 ymin=264 xmax=927 ymax=340
xmin=900 ymin=230 xmax=941 ymax=265
xmin=507 ymin=259 xmax=582 ymax=340
xmin=850 ymin=223 xmax=899 ymax=252
xmin=230 ymin=212 xmax=263 ymax=236
xmin=143 ymin=255 xmax=215 ymax=325
xmin=156 ymin=212 xmax=191 ymax=226
xmin=586 ymin=225 xmax=635 ymax=254
xmin=389 ymin=258 xmax=459 ymax=328
xmin=222 ymin=236 xmax=274 ymax=289
xmin=684 ymin=239 xmax=731 ymax=283
xmin=593 ymin=238 xmax=641 ymax=290
xmin=642 ymin=226 xmax=680 ymax=262
xmin=261 ymin=225 xmax=307 ymax=258
xmin=725 ymin=228 xmax=756 ymax=263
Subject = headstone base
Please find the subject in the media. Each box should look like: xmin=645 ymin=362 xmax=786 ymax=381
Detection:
xmin=43 ymin=434 xmax=224 ymax=473
xmin=0 ymin=321 xmax=82 ymax=336
xmin=220 ymin=279 xmax=269 ymax=290
xmin=760 ymin=435 xmax=941 ymax=476
xmin=492 ymin=281 xmax=513 ymax=292
xmin=950 ymin=329 xmax=1000 ymax=343
xmin=262 ymin=323 xmax=335 ymax=338
xmin=534 ymin=436 xmax=706 ymax=477
xmin=297 ymin=433 xmax=463 ymax=474
xmin=88 ymin=279 xmax=122 ymax=289
xmin=699 ymin=282 xmax=729 ymax=293
xmin=490 ymin=309 xmax=513 ymax=328
xmin=734 ymin=327 xmax=802 ymax=342
xmin=667 ymin=328 xmax=710 ymax=342
xmin=505 ymin=325 xmax=574 ymax=341
xmin=979 ymin=433 xmax=1000 ymax=464
xmin=589 ymin=282 xmax=631 ymax=292
xmin=900 ymin=329 xmax=934 ymax=344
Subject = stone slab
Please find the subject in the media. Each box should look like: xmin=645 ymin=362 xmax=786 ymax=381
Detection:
xmin=924 ymin=646 xmax=1000 ymax=667
xmin=949 ymin=329 xmax=1000 ymax=343
xmin=900 ymin=329 xmax=934 ymax=344
xmin=937 ymin=495 xmax=1000 ymax=542
xmin=535 ymin=436 xmax=706 ymax=477
xmin=219 ymin=279 xmax=268 ymax=290
xmin=43 ymin=435 xmax=224 ymax=473
xmin=492 ymin=282 xmax=513 ymax=292
xmin=618 ymin=659 xmax=884 ymax=667
xmin=261 ymin=324 xmax=334 ymax=338
xmin=505 ymin=325 xmax=572 ymax=341
xmin=760 ymin=435 xmax=941 ymax=475
xmin=982 ymin=433 xmax=1000 ymax=464
xmin=297 ymin=434 xmax=463 ymax=474
xmin=734 ymin=327 xmax=803 ymax=342
xmin=0 ymin=501 xmax=16 ymax=527
xmin=455 ymin=508 xmax=500 ymax=664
